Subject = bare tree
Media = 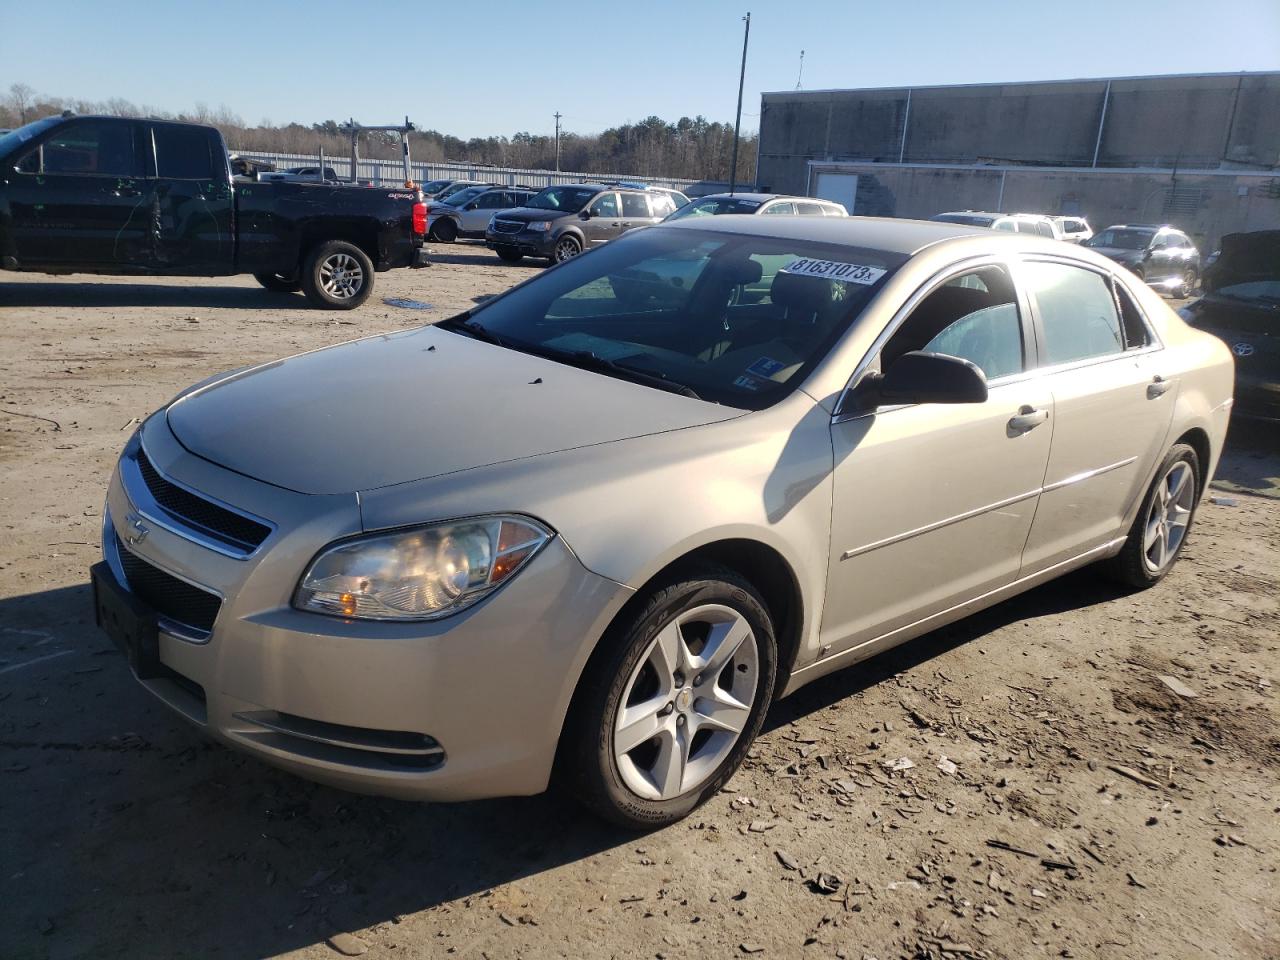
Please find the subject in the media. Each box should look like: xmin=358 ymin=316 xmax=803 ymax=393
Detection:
xmin=9 ymin=83 xmax=35 ymax=124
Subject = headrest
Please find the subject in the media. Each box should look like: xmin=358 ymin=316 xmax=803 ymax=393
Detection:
xmin=706 ymin=257 xmax=763 ymax=287
xmin=770 ymin=270 xmax=838 ymax=313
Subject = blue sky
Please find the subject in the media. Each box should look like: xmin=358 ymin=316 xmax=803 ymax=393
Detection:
xmin=3 ymin=0 xmax=1278 ymax=139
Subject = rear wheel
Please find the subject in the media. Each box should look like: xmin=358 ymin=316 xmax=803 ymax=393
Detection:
xmin=564 ymin=563 xmax=777 ymax=829
xmin=1176 ymin=267 xmax=1198 ymax=299
xmin=1104 ymin=443 xmax=1200 ymax=588
xmin=300 ymin=240 xmax=374 ymax=310
xmin=431 ymin=218 xmax=458 ymax=243
xmin=494 ymin=245 xmax=524 ymax=263
xmin=254 ymin=272 xmax=301 ymax=293
xmin=553 ymin=234 xmax=582 ymax=263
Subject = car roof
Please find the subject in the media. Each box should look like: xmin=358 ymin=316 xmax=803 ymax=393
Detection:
xmin=694 ymin=192 xmax=790 ymax=203
xmin=660 ymin=214 xmax=988 ymax=254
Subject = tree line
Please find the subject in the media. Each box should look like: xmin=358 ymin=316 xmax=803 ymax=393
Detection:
xmin=2 ymin=83 xmax=757 ymax=182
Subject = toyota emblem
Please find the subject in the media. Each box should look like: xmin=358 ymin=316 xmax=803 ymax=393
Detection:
xmin=1232 ymin=342 xmax=1255 ymax=357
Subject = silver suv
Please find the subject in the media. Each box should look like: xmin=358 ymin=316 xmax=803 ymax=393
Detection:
xmin=427 ymin=186 xmax=536 ymax=242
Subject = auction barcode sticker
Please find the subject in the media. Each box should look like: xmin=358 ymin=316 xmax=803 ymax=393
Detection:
xmin=780 ymin=258 xmax=886 ymax=285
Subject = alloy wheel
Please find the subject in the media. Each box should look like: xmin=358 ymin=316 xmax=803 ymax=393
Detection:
xmin=555 ymin=238 xmax=580 ymax=262
xmin=1143 ymin=460 xmax=1194 ymax=573
xmin=613 ymin=603 xmax=759 ymax=801
xmin=319 ymin=253 xmax=365 ymax=300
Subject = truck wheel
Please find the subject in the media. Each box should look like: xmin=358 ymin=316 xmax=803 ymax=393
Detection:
xmin=254 ymin=272 xmax=301 ymax=293
xmin=301 ymin=241 xmax=374 ymax=310
xmin=495 ymin=245 xmax=524 ymax=263
xmin=431 ymin=219 xmax=458 ymax=243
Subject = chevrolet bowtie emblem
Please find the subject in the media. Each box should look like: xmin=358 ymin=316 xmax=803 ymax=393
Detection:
xmin=125 ymin=512 xmax=150 ymax=546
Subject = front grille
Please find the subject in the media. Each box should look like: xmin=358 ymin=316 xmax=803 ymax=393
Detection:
xmin=136 ymin=449 xmax=271 ymax=553
xmin=115 ymin=533 xmax=222 ymax=634
xmin=492 ymin=218 xmax=523 ymax=235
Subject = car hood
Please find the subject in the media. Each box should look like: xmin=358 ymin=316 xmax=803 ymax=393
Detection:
xmin=1087 ymin=246 xmax=1143 ymax=260
xmin=165 ymin=326 xmax=741 ymax=495
xmin=493 ymin=206 xmax=576 ymax=223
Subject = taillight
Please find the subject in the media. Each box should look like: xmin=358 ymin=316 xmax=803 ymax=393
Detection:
xmin=412 ymin=202 xmax=426 ymax=235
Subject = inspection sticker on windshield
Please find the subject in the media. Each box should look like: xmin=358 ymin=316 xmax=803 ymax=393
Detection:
xmin=780 ymin=258 xmax=886 ymax=285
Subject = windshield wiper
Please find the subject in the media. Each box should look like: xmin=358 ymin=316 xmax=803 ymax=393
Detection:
xmin=542 ymin=349 xmax=702 ymax=400
xmin=437 ymin=312 xmax=508 ymax=347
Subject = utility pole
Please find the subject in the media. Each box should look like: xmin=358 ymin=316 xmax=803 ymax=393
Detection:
xmin=795 ymin=50 xmax=805 ymax=90
xmin=729 ymin=11 xmax=751 ymax=195
xmin=554 ymin=111 xmax=562 ymax=172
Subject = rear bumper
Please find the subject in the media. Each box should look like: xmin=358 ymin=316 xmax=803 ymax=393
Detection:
xmin=411 ymin=246 xmax=430 ymax=268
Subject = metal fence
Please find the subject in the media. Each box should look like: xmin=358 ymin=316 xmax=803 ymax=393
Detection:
xmin=233 ymin=150 xmax=697 ymax=191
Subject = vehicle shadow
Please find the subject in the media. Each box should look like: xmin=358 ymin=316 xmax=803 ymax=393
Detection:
xmin=1 ymin=567 xmax=1128 ymax=958
xmin=428 ymin=251 xmax=543 ymax=269
xmin=0 ymin=281 xmax=304 ymax=310
xmin=1212 ymin=420 xmax=1280 ymax=499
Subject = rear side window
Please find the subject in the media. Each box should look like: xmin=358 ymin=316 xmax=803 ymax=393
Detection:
xmin=761 ymin=202 xmax=796 ymax=215
xmin=154 ymin=125 xmax=216 ymax=179
xmin=795 ymin=202 xmax=825 ymax=216
xmin=621 ymin=192 xmax=651 ymax=218
xmin=993 ymin=219 xmax=1017 ymax=232
xmin=1034 ymin=221 xmax=1054 ymax=238
xmin=1112 ymin=279 xmax=1152 ymax=349
xmin=24 ymin=120 xmax=140 ymax=176
xmin=649 ymin=194 xmax=676 ymax=218
xmin=1024 ymin=261 xmax=1125 ymax=365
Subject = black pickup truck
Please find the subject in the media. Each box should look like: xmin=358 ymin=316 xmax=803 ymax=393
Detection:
xmin=0 ymin=115 xmax=428 ymax=308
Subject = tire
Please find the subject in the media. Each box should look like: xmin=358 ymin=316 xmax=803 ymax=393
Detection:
xmin=1103 ymin=443 xmax=1201 ymax=589
xmin=494 ymin=245 xmax=524 ymax=263
xmin=1176 ymin=268 xmax=1198 ymax=299
xmin=563 ymin=563 xmax=778 ymax=829
xmin=431 ymin=218 xmax=458 ymax=243
xmin=1131 ymin=265 xmax=1146 ymax=283
xmin=254 ymin=272 xmax=301 ymax=293
xmin=300 ymin=240 xmax=374 ymax=310
xmin=552 ymin=234 xmax=582 ymax=263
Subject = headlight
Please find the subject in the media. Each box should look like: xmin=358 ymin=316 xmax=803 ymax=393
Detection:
xmin=526 ymin=220 xmax=552 ymax=232
xmin=294 ymin=515 xmax=552 ymax=621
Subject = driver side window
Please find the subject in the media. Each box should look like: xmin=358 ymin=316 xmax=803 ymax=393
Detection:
xmin=590 ymin=193 xmax=620 ymax=218
xmin=881 ymin=265 xmax=1025 ymax=382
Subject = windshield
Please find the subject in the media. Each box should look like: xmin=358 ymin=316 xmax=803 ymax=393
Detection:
xmin=0 ymin=116 xmax=63 ymax=160
xmin=437 ymin=181 xmax=480 ymax=200
xmin=526 ymin=185 xmax=598 ymax=212
xmin=421 ymin=179 xmax=452 ymax=194
xmin=930 ymin=213 xmax=995 ymax=227
xmin=443 ymin=227 xmax=901 ymax=409
xmin=441 ymin=186 xmax=486 ymax=207
xmin=665 ymin=197 xmax=764 ymax=221
xmin=1087 ymin=229 xmax=1153 ymax=250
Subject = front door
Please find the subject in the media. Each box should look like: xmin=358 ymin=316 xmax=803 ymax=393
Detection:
xmin=1016 ymin=260 xmax=1177 ymax=573
xmin=148 ymin=123 xmax=234 ymax=274
xmin=821 ymin=261 xmax=1053 ymax=658
xmin=4 ymin=117 xmax=149 ymax=268
xmin=583 ymin=191 xmax=622 ymax=246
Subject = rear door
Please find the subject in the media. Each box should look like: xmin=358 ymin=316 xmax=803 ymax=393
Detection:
xmin=148 ymin=123 xmax=234 ymax=273
xmin=620 ymin=191 xmax=659 ymax=231
xmin=1017 ymin=259 xmax=1176 ymax=573
xmin=5 ymin=117 xmax=148 ymax=268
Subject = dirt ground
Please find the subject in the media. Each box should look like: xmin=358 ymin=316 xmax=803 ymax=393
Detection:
xmin=1 ymin=247 xmax=1277 ymax=960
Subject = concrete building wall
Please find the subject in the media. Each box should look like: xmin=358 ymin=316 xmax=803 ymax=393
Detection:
xmin=757 ymin=72 xmax=1280 ymax=195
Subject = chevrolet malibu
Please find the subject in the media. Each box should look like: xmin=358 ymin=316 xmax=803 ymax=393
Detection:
xmin=93 ymin=217 xmax=1234 ymax=828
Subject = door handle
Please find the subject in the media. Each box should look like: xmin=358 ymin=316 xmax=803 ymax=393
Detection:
xmin=1147 ymin=375 xmax=1174 ymax=398
xmin=1008 ymin=405 xmax=1049 ymax=433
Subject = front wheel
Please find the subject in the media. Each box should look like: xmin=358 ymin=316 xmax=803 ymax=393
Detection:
xmin=1103 ymin=443 xmax=1201 ymax=588
xmin=563 ymin=564 xmax=777 ymax=829
xmin=552 ymin=235 xmax=582 ymax=263
xmin=300 ymin=240 xmax=374 ymax=310
xmin=254 ymin=272 xmax=301 ymax=293
xmin=1131 ymin=265 xmax=1146 ymax=283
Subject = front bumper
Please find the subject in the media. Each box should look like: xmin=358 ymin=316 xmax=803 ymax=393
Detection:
xmin=96 ymin=418 xmax=630 ymax=801
xmin=1233 ymin=375 xmax=1280 ymax=422
xmin=485 ymin=228 xmax=554 ymax=257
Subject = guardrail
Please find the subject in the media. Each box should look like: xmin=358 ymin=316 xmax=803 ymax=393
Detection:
xmin=233 ymin=150 xmax=697 ymax=191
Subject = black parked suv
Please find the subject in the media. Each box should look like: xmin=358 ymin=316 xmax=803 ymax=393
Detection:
xmin=1084 ymin=224 xmax=1201 ymax=297
xmin=485 ymin=183 xmax=674 ymax=263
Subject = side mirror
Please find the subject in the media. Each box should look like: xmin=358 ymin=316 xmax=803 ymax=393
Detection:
xmin=579 ymin=209 xmax=593 ymax=220
xmin=864 ymin=351 xmax=988 ymax=408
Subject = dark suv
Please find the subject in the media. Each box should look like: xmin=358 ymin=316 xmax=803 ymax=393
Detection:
xmin=485 ymin=183 xmax=674 ymax=263
xmin=1084 ymin=224 xmax=1201 ymax=297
